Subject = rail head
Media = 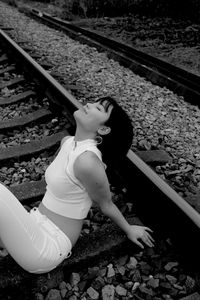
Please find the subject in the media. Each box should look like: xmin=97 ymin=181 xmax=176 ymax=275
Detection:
xmin=0 ymin=28 xmax=81 ymax=118
xmin=127 ymin=149 xmax=200 ymax=228
xmin=29 ymin=8 xmax=200 ymax=106
xmin=1 ymin=22 xmax=199 ymax=233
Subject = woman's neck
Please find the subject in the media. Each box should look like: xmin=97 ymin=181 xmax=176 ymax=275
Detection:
xmin=74 ymin=128 xmax=96 ymax=142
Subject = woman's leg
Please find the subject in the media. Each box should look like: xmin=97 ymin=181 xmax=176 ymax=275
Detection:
xmin=0 ymin=183 xmax=47 ymax=272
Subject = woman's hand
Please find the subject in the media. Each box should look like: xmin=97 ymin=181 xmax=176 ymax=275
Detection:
xmin=126 ymin=225 xmax=154 ymax=249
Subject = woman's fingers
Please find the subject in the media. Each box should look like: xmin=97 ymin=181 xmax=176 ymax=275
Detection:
xmin=135 ymin=240 xmax=144 ymax=249
xmin=143 ymin=227 xmax=155 ymax=243
xmin=144 ymin=227 xmax=153 ymax=233
xmin=144 ymin=238 xmax=154 ymax=247
xmin=146 ymin=232 xmax=155 ymax=242
xmin=141 ymin=233 xmax=155 ymax=247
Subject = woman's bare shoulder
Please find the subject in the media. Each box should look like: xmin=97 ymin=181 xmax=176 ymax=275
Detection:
xmin=74 ymin=151 xmax=104 ymax=176
xmin=74 ymin=151 xmax=109 ymax=193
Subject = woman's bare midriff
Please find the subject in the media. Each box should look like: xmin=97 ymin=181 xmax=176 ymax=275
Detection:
xmin=38 ymin=202 xmax=83 ymax=247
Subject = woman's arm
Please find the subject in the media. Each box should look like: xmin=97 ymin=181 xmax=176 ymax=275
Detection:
xmin=74 ymin=151 xmax=154 ymax=249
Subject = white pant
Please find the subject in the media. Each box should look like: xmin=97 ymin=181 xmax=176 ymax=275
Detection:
xmin=0 ymin=183 xmax=72 ymax=274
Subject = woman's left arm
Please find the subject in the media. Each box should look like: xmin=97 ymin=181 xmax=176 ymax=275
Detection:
xmin=74 ymin=151 xmax=154 ymax=249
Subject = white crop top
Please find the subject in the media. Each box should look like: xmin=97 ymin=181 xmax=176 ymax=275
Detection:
xmin=42 ymin=136 xmax=103 ymax=219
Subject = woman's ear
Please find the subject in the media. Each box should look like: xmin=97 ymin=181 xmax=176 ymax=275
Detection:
xmin=97 ymin=125 xmax=111 ymax=136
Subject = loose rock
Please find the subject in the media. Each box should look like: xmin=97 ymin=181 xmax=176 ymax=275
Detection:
xmin=102 ymin=285 xmax=115 ymax=300
xmin=87 ymin=287 xmax=99 ymax=299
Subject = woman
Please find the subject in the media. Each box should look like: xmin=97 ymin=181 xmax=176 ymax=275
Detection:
xmin=0 ymin=96 xmax=154 ymax=274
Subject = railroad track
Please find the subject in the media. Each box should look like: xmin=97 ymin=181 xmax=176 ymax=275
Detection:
xmin=0 ymin=8 xmax=200 ymax=299
xmin=21 ymin=8 xmax=200 ymax=255
xmin=0 ymin=26 xmax=155 ymax=297
xmin=29 ymin=9 xmax=200 ymax=105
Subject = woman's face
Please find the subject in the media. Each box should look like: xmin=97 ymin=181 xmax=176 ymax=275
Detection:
xmin=74 ymin=101 xmax=113 ymax=132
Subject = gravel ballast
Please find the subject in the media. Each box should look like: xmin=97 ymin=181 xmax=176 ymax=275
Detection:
xmin=1 ymin=2 xmax=200 ymax=211
xmin=0 ymin=117 xmax=68 ymax=148
xmin=0 ymin=2 xmax=200 ymax=300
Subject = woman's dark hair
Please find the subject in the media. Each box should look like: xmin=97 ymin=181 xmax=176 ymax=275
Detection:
xmin=96 ymin=96 xmax=133 ymax=169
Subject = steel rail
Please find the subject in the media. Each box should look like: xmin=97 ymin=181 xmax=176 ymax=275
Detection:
xmin=127 ymin=150 xmax=200 ymax=228
xmin=0 ymin=13 xmax=200 ymax=291
xmin=0 ymin=28 xmax=81 ymax=122
xmin=24 ymin=10 xmax=200 ymax=233
xmin=1 ymin=18 xmax=200 ymax=234
xmin=30 ymin=9 xmax=200 ymax=105
xmin=0 ymin=24 xmax=200 ymax=240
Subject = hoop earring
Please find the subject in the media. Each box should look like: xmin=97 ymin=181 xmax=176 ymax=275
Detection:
xmin=95 ymin=135 xmax=103 ymax=145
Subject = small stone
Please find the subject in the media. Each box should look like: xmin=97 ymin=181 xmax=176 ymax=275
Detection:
xmin=45 ymin=289 xmax=62 ymax=300
xmin=147 ymin=278 xmax=159 ymax=289
xmin=173 ymin=283 xmax=183 ymax=290
xmin=178 ymin=292 xmax=200 ymax=300
xmin=162 ymin=295 xmax=173 ymax=300
xmin=164 ymin=262 xmax=179 ymax=271
xmin=73 ymin=286 xmax=79 ymax=292
xmin=70 ymin=273 xmax=81 ymax=286
xmin=99 ymin=268 xmax=107 ymax=277
xmin=168 ymin=287 xmax=179 ymax=297
xmin=178 ymin=287 xmax=187 ymax=296
xmin=124 ymin=281 xmax=133 ymax=289
xmin=126 ymin=257 xmax=138 ymax=269
xmin=135 ymin=251 xmax=144 ymax=259
xmin=66 ymin=283 xmax=72 ymax=290
xmin=185 ymin=275 xmax=196 ymax=290
xmin=139 ymin=261 xmax=152 ymax=275
xmin=105 ymin=277 xmax=113 ymax=284
xmin=35 ymin=157 xmax=41 ymax=164
xmin=116 ymin=255 xmax=128 ymax=266
xmin=139 ymin=284 xmax=154 ymax=296
xmin=160 ymin=282 xmax=172 ymax=290
xmin=116 ymin=265 xmax=126 ymax=275
xmin=51 ymin=118 xmax=58 ymax=123
xmin=87 ymin=287 xmax=99 ymax=299
xmin=44 ymin=129 xmax=50 ymax=136
xmin=68 ymin=296 xmax=77 ymax=300
xmin=78 ymin=280 xmax=87 ymax=292
xmin=59 ymin=281 xmax=68 ymax=290
xmin=142 ymin=275 xmax=150 ymax=282
xmin=102 ymin=285 xmax=115 ymax=300
xmin=60 ymin=289 xmax=67 ymax=298
xmin=83 ymin=219 xmax=91 ymax=227
xmin=34 ymin=293 xmax=44 ymax=300
xmin=115 ymin=285 xmax=127 ymax=296
xmin=92 ymin=276 xmax=105 ymax=290
xmin=131 ymin=268 xmax=141 ymax=282
xmin=166 ymin=275 xmax=177 ymax=285
xmin=154 ymin=273 xmax=166 ymax=280
xmin=107 ymin=264 xmax=115 ymax=278
xmin=132 ymin=282 xmax=140 ymax=292
xmin=87 ymin=267 xmax=100 ymax=279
